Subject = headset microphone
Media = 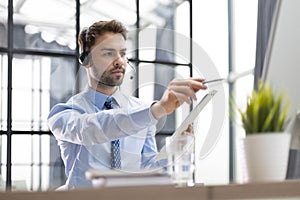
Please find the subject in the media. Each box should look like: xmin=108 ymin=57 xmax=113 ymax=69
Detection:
xmin=126 ymin=58 xmax=136 ymax=79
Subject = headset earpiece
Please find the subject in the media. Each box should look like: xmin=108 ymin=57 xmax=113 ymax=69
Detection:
xmin=79 ymin=51 xmax=90 ymax=65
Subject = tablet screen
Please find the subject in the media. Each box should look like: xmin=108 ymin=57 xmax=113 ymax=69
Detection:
xmin=153 ymin=90 xmax=218 ymax=162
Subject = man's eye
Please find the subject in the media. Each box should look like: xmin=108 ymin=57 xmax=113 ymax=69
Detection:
xmin=103 ymin=52 xmax=113 ymax=56
xmin=120 ymin=52 xmax=126 ymax=57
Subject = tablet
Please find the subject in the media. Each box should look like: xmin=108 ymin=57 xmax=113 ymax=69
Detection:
xmin=153 ymin=90 xmax=217 ymax=162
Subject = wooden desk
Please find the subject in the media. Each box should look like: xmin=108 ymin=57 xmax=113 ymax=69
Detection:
xmin=1 ymin=180 xmax=300 ymax=200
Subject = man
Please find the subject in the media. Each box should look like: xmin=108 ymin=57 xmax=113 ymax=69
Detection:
xmin=48 ymin=20 xmax=207 ymax=189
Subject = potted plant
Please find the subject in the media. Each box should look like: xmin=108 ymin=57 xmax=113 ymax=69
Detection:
xmin=236 ymin=81 xmax=291 ymax=183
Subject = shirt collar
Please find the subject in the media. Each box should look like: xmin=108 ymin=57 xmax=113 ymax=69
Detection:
xmin=111 ymin=89 xmax=129 ymax=108
xmin=85 ymin=87 xmax=126 ymax=109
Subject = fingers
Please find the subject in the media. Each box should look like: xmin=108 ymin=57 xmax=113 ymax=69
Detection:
xmin=186 ymin=124 xmax=193 ymax=133
xmin=169 ymin=78 xmax=207 ymax=100
xmin=169 ymin=85 xmax=197 ymax=102
xmin=181 ymin=124 xmax=194 ymax=136
xmin=163 ymin=78 xmax=207 ymax=108
xmin=151 ymin=77 xmax=208 ymax=119
xmin=167 ymin=78 xmax=208 ymax=107
xmin=171 ymin=91 xmax=192 ymax=106
xmin=189 ymin=77 xmax=206 ymax=82
xmin=188 ymin=78 xmax=208 ymax=92
xmin=170 ymin=78 xmax=207 ymax=92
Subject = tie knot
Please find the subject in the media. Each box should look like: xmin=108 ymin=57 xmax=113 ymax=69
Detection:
xmin=104 ymin=97 xmax=113 ymax=109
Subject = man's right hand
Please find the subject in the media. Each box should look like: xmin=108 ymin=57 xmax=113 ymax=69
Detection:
xmin=151 ymin=77 xmax=207 ymax=119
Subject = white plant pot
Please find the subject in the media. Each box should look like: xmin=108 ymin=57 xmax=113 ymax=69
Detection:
xmin=241 ymin=132 xmax=291 ymax=183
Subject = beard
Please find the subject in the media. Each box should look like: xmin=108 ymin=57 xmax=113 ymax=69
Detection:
xmin=99 ymin=70 xmax=124 ymax=86
xmin=91 ymin=66 xmax=125 ymax=87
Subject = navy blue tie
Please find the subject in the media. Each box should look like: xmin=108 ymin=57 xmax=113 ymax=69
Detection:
xmin=104 ymin=97 xmax=121 ymax=169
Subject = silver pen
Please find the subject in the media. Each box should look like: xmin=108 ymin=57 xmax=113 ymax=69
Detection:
xmin=203 ymin=78 xmax=225 ymax=84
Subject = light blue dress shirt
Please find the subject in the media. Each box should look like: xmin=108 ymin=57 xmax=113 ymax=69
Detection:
xmin=48 ymin=87 xmax=161 ymax=189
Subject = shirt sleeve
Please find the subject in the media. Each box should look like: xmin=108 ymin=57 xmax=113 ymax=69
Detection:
xmin=47 ymin=102 xmax=158 ymax=146
xmin=140 ymin=124 xmax=169 ymax=169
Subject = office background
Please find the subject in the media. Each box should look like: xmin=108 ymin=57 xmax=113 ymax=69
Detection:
xmin=0 ymin=0 xmax=265 ymax=191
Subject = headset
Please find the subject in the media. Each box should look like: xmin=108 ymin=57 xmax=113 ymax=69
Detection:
xmin=125 ymin=59 xmax=136 ymax=79
xmin=78 ymin=51 xmax=136 ymax=79
xmin=78 ymin=51 xmax=90 ymax=66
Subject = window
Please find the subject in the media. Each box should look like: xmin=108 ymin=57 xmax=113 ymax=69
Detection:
xmin=0 ymin=0 xmax=258 ymax=191
xmin=192 ymin=0 xmax=258 ymax=185
xmin=0 ymin=0 xmax=194 ymax=191
xmin=0 ymin=0 xmax=77 ymax=191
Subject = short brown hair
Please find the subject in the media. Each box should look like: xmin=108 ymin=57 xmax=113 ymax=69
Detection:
xmin=78 ymin=20 xmax=127 ymax=54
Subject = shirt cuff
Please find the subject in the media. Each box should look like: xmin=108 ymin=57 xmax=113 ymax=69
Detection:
xmin=148 ymin=101 xmax=159 ymax=123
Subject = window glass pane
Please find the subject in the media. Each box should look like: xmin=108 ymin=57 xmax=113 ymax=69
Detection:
xmin=0 ymin=0 xmax=7 ymax=48
xmin=139 ymin=0 xmax=189 ymax=63
xmin=13 ymin=0 xmax=76 ymax=52
xmin=12 ymin=55 xmax=77 ymax=131
xmin=11 ymin=165 xmax=30 ymax=191
xmin=138 ymin=63 xmax=156 ymax=101
xmin=49 ymin=135 xmax=65 ymax=190
xmin=80 ymin=0 xmax=137 ymax=28
xmin=139 ymin=63 xmax=190 ymax=130
xmin=175 ymin=1 xmax=190 ymax=63
xmin=79 ymin=0 xmax=137 ymax=60
xmin=126 ymin=32 xmax=137 ymax=60
xmin=174 ymin=65 xmax=191 ymax=124
xmin=234 ymin=0 xmax=257 ymax=107
xmin=193 ymin=0 xmax=229 ymax=79
xmin=234 ymin=0 xmax=258 ymax=73
xmin=139 ymin=28 xmax=157 ymax=61
xmin=40 ymin=165 xmax=50 ymax=190
xmin=233 ymin=0 xmax=258 ymax=183
xmin=40 ymin=135 xmax=50 ymax=164
xmin=193 ymin=0 xmax=229 ymax=186
xmin=31 ymin=135 xmax=40 ymax=164
xmin=11 ymin=135 xmax=32 ymax=165
xmin=0 ymin=163 xmax=5 ymax=191
xmin=139 ymin=27 xmax=190 ymax=63
xmin=140 ymin=0 xmax=183 ymax=29
xmin=0 ymin=54 xmax=7 ymax=131
xmin=11 ymin=134 xmax=52 ymax=191
xmin=175 ymin=1 xmax=190 ymax=37
xmin=0 ymin=134 xmax=5 ymax=189
xmin=10 ymin=164 xmax=53 ymax=191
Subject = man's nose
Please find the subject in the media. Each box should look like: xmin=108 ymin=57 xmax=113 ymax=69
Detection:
xmin=113 ymin=56 xmax=125 ymax=66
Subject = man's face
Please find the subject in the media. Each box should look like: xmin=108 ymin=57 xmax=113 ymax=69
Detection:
xmin=88 ymin=32 xmax=127 ymax=87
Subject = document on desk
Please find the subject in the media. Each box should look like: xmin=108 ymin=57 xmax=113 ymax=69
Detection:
xmin=153 ymin=90 xmax=218 ymax=162
xmin=86 ymin=169 xmax=174 ymax=187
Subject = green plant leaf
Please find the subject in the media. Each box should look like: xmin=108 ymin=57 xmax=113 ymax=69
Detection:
xmin=261 ymin=97 xmax=280 ymax=132
xmin=276 ymin=99 xmax=290 ymax=131
xmin=235 ymin=79 xmax=290 ymax=134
